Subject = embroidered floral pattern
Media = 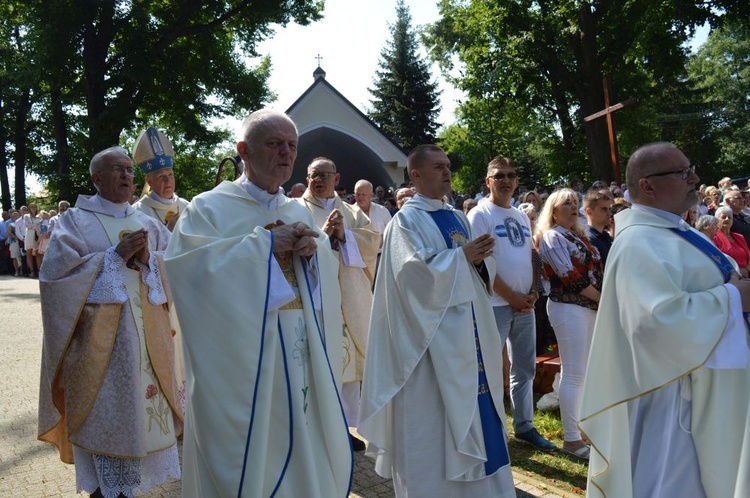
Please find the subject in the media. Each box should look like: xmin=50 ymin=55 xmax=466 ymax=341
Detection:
xmin=292 ymin=317 xmax=311 ymax=413
xmin=146 ymin=384 xmax=158 ymax=400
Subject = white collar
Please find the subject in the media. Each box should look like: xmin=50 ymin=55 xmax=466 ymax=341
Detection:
xmin=93 ymin=194 xmax=134 ymax=218
xmin=149 ymin=191 xmax=176 ymax=204
xmin=631 ymin=204 xmax=690 ymax=231
xmin=240 ymin=174 xmax=284 ymax=211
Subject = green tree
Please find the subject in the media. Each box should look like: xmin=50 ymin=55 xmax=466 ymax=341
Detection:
xmin=424 ymin=0 xmax=722 ymax=182
xmin=369 ymin=0 xmax=441 ymax=152
xmin=687 ymin=19 xmax=750 ymax=182
xmin=1 ymin=0 xmax=323 ymax=203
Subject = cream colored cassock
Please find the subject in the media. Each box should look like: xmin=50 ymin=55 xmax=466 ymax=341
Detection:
xmin=580 ymin=206 xmax=750 ymax=498
xmin=296 ymin=192 xmax=380 ymax=391
xmin=135 ymin=191 xmax=189 ymax=413
xmin=359 ymin=195 xmax=515 ymax=498
xmin=164 ymin=178 xmax=353 ymax=498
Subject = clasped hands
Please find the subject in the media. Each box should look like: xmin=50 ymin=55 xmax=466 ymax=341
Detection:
xmin=115 ymin=228 xmax=150 ymax=265
xmin=271 ymin=220 xmax=318 ymax=257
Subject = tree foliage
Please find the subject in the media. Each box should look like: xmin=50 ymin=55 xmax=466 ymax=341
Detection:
xmin=0 ymin=0 xmax=323 ymax=209
xmin=368 ymin=0 xmax=441 ymax=152
xmin=424 ymin=0 xmax=742 ymax=184
xmin=687 ymin=19 xmax=750 ymax=182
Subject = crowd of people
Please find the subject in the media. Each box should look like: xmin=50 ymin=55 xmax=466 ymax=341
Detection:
xmin=4 ymin=108 xmax=749 ymax=498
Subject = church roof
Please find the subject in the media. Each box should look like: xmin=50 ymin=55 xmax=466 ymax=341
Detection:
xmin=286 ymin=68 xmax=408 ymax=155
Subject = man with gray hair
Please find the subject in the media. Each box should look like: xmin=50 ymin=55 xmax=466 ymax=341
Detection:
xmin=38 ymin=146 xmax=183 ymax=498
xmin=580 ymin=142 xmax=750 ymax=497
xmin=395 ymin=187 xmax=414 ymax=209
xmin=354 ymin=179 xmax=392 ymax=276
xmin=165 ymin=109 xmax=353 ymax=497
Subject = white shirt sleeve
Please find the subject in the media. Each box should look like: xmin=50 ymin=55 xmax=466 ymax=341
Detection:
xmin=340 ymin=229 xmax=366 ymax=268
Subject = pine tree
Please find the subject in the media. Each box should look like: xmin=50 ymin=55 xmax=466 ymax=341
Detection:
xmin=369 ymin=0 xmax=441 ymax=152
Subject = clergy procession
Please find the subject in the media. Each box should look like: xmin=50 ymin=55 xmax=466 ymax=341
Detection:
xmin=23 ymin=107 xmax=750 ymax=498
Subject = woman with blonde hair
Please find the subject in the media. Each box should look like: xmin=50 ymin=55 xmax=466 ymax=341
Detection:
xmin=520 ymin=191 xmax=542 ymax=212
xmin=534 ymin=188 xmax=603 ymax=459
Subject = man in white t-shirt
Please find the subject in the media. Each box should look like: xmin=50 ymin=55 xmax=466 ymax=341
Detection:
xmin=468 ymin=155 xmax=556 ymax=452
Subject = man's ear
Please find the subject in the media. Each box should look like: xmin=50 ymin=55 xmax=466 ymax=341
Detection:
xmin=638 ymin=178 xmax=656 ymax=199
xmin=236 ymin=141 xmax=248 ymax=156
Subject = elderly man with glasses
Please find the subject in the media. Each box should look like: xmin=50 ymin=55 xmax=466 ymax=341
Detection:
xmin=296 ymin=157 xmax=380 ymax=451
xmin=38 ymin=146 xmax=183 ymax=498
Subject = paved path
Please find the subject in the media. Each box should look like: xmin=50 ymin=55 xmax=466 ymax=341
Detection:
xmin=0 ymin=275 xmax=571 ymax=497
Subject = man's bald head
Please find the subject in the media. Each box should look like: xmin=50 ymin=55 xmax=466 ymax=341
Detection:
xmin=626 ymin=142 xmax=680 ymax=202
xmin=354 ymin=179 xmax=373 ymax=193
xmin=625 ymin=142 xmax=700 ymax=214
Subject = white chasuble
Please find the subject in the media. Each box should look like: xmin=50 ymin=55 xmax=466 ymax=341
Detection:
xmin=580 ymin=207 xmax=750 ymax=498
xmin=165 ymin=180 xmax=352 ymax=498
xmin=359 ymin=195 xmax=515 ymax=498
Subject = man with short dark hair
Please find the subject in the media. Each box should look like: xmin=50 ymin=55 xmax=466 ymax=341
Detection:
xmin=584 ymin=190 xmax=614 ymax=265
xmin=580 ymin=142 xmax=750 ymax=497
xmin=469 ymin=155 xmax=556 ymax=453
xmin=360 ymin=144 xmax=515 ymax=497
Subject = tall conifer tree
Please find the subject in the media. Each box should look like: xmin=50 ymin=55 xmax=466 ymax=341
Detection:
xmin=369 ymin=0 xmax=441 ymax=152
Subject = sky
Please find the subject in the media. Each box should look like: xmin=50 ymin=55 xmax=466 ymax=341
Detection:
xmin=253 ymin=0 xmax=461 ymax=125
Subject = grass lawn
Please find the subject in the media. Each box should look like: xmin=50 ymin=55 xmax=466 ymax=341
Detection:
xmin=506 ymin=402 xmax=588 ymax=495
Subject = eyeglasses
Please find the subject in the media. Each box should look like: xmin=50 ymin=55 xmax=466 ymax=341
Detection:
xmin=108 ymin=165 xmax=135 ymax=176
xmin=307 ymin=171 xmax=336 ymax=180
xmin=487 ymin=172 xmax=517 ymax=181
xmin=644 ymin=164 xmax=695 ymax=180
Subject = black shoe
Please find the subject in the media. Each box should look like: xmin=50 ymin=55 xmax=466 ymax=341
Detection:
xmin=350 ymin=434 xmax=366 ymax=452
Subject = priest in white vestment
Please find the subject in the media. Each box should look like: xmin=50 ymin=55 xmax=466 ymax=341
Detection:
xmin=132 ymin=127 xmax=190 ymax=231
xmin=164 ymin=110 xmax=353 ymax=498
xmin=580 ymin=142 xmax=750 ymax=497
xmin=296 ymin=158 xmax=380 ymax=447
xmin=38 ymin=146 xmax=183 ymax=498
xmin=359 ymin=144 xmax=516 ymax=498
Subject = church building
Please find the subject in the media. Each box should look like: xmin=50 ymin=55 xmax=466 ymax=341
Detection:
xmin=285 ymin=66 xmax=408 ymax=194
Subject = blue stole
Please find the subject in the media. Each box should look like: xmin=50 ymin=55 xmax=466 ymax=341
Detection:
xmin=428 ymin=210 xmax=510 ymax=475
xmin=670 ymin=227 xmax=750 ymax=329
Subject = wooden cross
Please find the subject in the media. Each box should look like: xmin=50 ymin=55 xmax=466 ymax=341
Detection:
xmin=583 ymin=75 xmax=638 ymax=183
xmin=315 ymin=54 xmax=323 ymax=67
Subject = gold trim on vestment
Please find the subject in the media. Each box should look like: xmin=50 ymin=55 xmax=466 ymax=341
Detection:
xmin=580 ymin=232 xmax=733 ymax=498
xmin=38 ymin=257 xmax=105 ymax=464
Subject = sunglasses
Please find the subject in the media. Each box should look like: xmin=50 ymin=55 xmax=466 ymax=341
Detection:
xmin=487 ymin=172 xmax=517 ymax=181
